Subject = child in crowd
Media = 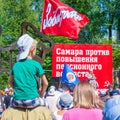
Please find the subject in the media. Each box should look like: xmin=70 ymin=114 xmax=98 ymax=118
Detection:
xmin=52 ymin=93 xmax=73 ymax=120
xmin=62 ymin=81 xmax=104 ymax=120
xmin=9 ymin=34 xmax=48 ymax=108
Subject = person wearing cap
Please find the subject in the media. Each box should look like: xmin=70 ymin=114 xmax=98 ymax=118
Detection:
xmin=52 ymin=93 xmax=73 ymax=120
xmin=46 ymin=86 xmax=62 ymax=113
xmin=103 ymin=89 xmax=120 ymax=120
xmin=8 ymin=34 xmax=48 ymax=108
xmin=62 ymin=81 xmax=104 ymax=120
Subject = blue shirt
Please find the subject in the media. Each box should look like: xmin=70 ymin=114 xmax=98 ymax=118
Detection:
xmin=103 ymin=95 xmax=120 ymax=120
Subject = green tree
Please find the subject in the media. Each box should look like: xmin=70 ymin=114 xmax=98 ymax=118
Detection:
xmin=113 ymin=45 xmax=120 ymax=69
xmin=0 ymin=0 xmax=44 ymax=89
xmin=1 ymin=0 xmax=120 ymax=89
xmin=0 ymin=0 xmax=42 ymax=44
xmin=63 ymin=0 xmax=120 ymax=43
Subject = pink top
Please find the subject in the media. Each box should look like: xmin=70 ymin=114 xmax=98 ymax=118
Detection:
xmin=62 ymin=107 xmax=103 ymax=120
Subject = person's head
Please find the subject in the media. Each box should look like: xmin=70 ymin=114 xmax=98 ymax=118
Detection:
xmin=108 ymin=84 xmax=113 ymax=91
xmin=89 ymin=69 xmax=93 ymax=73
xmin=8 ymin=87 xmax=13 ymax=96
xmin=17 ymin=34 xmax=37 ymax=61
xmin=88 ymin=80 xmax=98 ymax=89
xmin=57 ymin=93 xmax=73 ymax=110
xmin=73 ymin=81 xmax=104 ymax=109
xmin=109 ymin=89 xmax=120 ymax=97
xmin=4 ymin=88 xmax=9 ymax=95
xmin=100 ymin=90 xmax=107 ymax=97
xmin=48 ymin=86 xmax=56 ymax=96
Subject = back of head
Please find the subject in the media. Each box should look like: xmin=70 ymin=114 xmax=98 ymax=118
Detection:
xmin=57 ymin=93 xmax=73 ymax=110
xmin=108 ymin=84 xmax=113 ymax=91
xmin=17 ymin=34 xmax=34 ymax=61
xmin=100 ymin=90 xmax=107 ymax=97
xmin=89 ymin=68 xmax=93 ymax=72
xmin=47 ymin=86 xmax=56 ymax=96
xmin=73 ymin=81 xmax=104 ymax=109
xmin=4 ymin=88 xmax=9 ymax=95
xmin=110 ymin=89 xmax=120 ymax=97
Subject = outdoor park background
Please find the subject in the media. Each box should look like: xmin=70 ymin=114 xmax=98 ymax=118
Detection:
xmin=0 ymin=0 xmax=120 ymax=89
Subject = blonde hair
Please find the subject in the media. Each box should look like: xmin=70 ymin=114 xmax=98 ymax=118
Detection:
xmin=28 ymin=40 xmax=38 ymax=58
xmin=31 ymin=40 xmax=38 ymax=47
xmin=29 ymin=40 xmax=38 ymax=51
xmin=73 ymin=81 xmax=104 ymax=109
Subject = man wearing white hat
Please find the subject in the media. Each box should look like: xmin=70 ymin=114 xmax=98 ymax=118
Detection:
xmin=9 ymin=34 xmax=48 ymax=108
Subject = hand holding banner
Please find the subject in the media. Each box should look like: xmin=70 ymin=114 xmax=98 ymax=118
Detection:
xmin=40 ymin=0 xmax=89 ymax=40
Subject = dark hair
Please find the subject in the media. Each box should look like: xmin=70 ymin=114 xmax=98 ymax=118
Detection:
xmin=110 ymin=89 xmax=120 ymax=96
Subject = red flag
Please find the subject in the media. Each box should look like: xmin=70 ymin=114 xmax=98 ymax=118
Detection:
xmin=40 ymin=0 xmax=89 ymax=40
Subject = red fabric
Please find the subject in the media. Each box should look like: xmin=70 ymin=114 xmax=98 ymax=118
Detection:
xmin=52 ymin=44 xmax=113 ymax=89
xmin=40 ymin=0 xmax=89 ymax=40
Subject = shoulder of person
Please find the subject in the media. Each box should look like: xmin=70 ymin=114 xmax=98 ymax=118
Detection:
xmin=31 ymin=59 xmax=43 ymax=66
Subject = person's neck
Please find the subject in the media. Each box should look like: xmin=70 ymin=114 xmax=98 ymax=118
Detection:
xmin=57 ymin=109 xmax=67 ymax=115
xmin=27 ymin=56 xmax=32 ymax=59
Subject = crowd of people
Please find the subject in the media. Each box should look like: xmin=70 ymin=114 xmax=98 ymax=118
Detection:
xmin=0 ymin=34 xmax=120 ymax=120
xmin=1 ymin=80 xmax=120 ymax=120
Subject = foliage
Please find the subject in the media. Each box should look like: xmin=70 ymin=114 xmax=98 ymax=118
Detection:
xmin=113 ymin=45 xmax=120 ymax=69
xmin=0 ymin=0 xmax=44 ymax=90
xmin=102 ymin=38 xmax=120 ymax=69
xmin=0 ymin=72 xmax=9 ymax=89
xmin=0 ymin=0 xmax=120 ymax=89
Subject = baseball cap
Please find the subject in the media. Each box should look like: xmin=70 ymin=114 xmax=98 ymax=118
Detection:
xmin=17 ymin=34 xmax=34 ymax=61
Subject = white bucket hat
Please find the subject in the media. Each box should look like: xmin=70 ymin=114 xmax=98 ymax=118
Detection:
xmin=17 ymin=34 xmax=34 ymax=61
xmin=57 ymin=93 xmax=73 ymax=110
